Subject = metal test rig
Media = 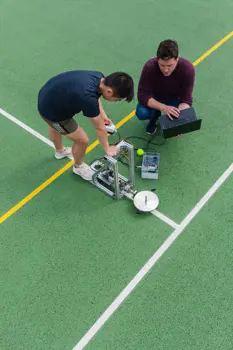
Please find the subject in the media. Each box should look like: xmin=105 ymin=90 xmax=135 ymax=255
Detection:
xmin=89 ymin=140 xmax=160 ymax=212
xmin=90 ymin=140 xmax=137 ymax=200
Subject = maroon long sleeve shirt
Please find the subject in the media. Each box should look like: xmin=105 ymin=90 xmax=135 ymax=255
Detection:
xmin=137 ymin=57 xmax=195 ymax=107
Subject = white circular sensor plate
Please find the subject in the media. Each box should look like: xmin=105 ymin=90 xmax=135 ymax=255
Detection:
xmin=133 ymin=191 xmax=159 ymax=212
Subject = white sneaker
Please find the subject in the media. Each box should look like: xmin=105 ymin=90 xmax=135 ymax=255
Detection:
xmin=73 ymin=163 xmax=94 ymax=181
xmin=55 ymin=147 xmax=73 ymax=159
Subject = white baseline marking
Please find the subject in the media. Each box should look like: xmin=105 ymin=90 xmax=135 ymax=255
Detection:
xmin=0 ymin=107 xmax=54 ymax=148
xmin=73 ymin=163 xmax=233 ymax=350
xmin=0 ymin=107 xmax=73 ymax=159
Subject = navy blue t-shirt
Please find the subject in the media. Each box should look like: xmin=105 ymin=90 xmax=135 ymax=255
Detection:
xmin=38 ymin=70 xmax=104 ymax=121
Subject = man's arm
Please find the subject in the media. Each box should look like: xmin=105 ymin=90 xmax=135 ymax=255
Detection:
xmin=138 ymin=59 xmax=157 ymax=107
xmin=88 ymin=115 xmax=119 ymax=156
xmin=83 ymin=97 xmax=119 ymax=155
xmin=82 ymin=98 xmax=109 ymax=150
xmin=88 ymin=114 xmax=109 ymax=151
xmin=147 ymin=97 xmax=166 ymax=112
xmin=98 ymin=98 xmax=111 ymax=122
xmin=179 ymin=63 xmax=195 ymax=108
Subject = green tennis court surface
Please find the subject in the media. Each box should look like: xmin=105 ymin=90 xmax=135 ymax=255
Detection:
xmin=86 ymin=175 xmax=233 ymax=350
xmin=1 ymin=0 xmax=233 ymax=349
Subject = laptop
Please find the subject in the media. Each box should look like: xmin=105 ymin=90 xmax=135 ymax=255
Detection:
xmin=159 ymin=107 xmax=202 ymax=139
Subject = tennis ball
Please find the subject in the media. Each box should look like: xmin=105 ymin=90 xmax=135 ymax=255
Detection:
xmin=137 ymin=148 xmax=144 ymax=156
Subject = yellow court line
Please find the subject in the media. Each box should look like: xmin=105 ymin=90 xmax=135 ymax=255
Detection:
xmin=0 ymin=31 xmax=233 ymax=224
xmin=193 ymin=31 xmax=233 ymax=66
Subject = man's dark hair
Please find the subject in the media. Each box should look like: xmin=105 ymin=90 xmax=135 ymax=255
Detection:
xmin=104 ymin=72 xmax=134 ymax=102
xmin=157 ymin=39 xmax=179 ymax=60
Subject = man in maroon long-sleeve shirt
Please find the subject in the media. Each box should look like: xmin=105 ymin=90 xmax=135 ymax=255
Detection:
xmin=136 ymin=40 xmax=195 ymax=134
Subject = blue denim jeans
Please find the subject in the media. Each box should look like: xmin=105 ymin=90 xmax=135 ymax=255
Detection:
xmin=136 ymin=98 xmax=180 ymax=122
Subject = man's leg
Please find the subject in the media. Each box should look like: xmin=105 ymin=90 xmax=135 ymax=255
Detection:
xmin=65 ymin=127 xmax=94 ymax=181
xmin=48 ymin=119 xmax=93 ymax=180
xmin=136 ymin=103 xmax=161 ymax=135
xmin=40 ymin=114 xmax=73 ymax=159
xmin=136 ymin=103 xmax=155 ymax=121
xmin=65 ymin=127 xmax=89 ymax=166
xmin=48 ymin=126 xmax=65 ymax=152
xmin=41 ymin=115 xmax=93 ymax=180
xmin=52 ymin=121 xmax=94 ymax=180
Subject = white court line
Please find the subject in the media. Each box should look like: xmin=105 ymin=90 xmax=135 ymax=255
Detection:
xmin=73 ymin=162 xmax=233 ymax=350
xmin=0 ymin=107 xmax=73 ymax=160
xmin=151 ymin=209 xmax=179 ymax=229
xmin=0 ymin=107 xmax=54 ymax=148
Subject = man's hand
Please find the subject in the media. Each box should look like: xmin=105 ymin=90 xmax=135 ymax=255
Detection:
xmin=103 ymin=116 xmax=113 ymax=124
xmin=162 ymin=105 xmax=180 ymax=120
xmin=106 ymin=145 xmax=120 ymax=157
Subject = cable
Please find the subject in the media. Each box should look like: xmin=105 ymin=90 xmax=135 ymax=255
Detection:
xmin=92 ymin=130 xmax=165 ymax=169
xmin=110 ymin=132 xmax=165 ymax=149
xmin=110 ymin=133 xmax=165 ymax=168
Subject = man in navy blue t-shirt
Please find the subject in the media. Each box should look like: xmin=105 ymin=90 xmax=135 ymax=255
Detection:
xmin=38 ymin=70 xmax=134 ymax=180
